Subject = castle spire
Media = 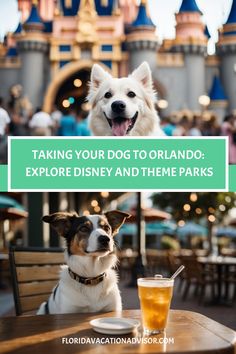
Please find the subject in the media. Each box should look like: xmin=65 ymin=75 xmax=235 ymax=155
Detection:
xmin=23 ymin=3 xmax=44 ymax=32
xmin=131 ymin=0 xmax=155 ymax=28
xmin=226 ymin=0 xmax=236 ymax=24
xmin=209 ymin=75 xmax=227 ymax=101
xmin=179 ymin=0 xmax=202 ymax=14
xmin=209 ymin=75 xmax=228 ymax=122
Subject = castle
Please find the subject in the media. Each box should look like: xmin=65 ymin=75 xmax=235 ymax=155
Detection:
xmin=0 ymin=0 xmax=236 ymax=122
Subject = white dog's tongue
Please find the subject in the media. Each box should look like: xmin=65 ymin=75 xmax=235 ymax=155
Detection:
xmin=112 ymin=119 xmax=130 ymax=136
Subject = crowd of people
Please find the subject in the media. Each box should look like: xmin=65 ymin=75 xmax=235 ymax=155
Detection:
xmin=0 ymin=93 xmax=91 ymax=138
xmin=1 ymin=96 xmax=236 ymax=163
xmin=160 ymin=111 xmax=236 ymax=164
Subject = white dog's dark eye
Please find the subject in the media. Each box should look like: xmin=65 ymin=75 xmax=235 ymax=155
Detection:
xmin=127 ymin=91 xmax=136 ymax=98
xmin=104 ymin=92 xmax=112 ymax=99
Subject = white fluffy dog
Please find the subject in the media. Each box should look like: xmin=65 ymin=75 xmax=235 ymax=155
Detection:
xmin=87 ymin=62 xmax=164 ymax=136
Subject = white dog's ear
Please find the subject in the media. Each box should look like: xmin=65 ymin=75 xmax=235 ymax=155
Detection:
xmin=90 ymin=64 xmax=111 ymax=90
xmin=131 ymin=62 xmax=153 ymax=90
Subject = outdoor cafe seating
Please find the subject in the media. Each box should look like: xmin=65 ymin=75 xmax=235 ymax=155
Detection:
xmin=0 ymin=245 xmax=235 ymax=354
xmin=9 ymin=247 xmax=64 ymax=315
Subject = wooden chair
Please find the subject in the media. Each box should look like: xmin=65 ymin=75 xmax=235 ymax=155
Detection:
xmin=180 ymin=256 xmax=216 ymax=303
xmin=9 ymin=247 xmax=65 ymax=316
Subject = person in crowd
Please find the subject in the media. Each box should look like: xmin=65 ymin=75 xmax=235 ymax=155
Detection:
xmin=29 ymin=107 xmax=53 ymax=136
xmin=76 ymin=110 xmax=91 ymax=136
xmin=58 ymin=108 xmax=77 ymax=136
xmin=201 ymin=113 xmax=220 ymax=136
xmin=0 ymin=97 xmax=10 ymax=137
xmin=51 ymin=105 xmax=62 ymax=135
xmin=221 ymin=114 xmax=236 ymax=164
xmin=7 ymin=101 xmax=28 ymax=136
xmin=189 ymin=115 xmax=202 ymax=136
xmin=161 ymin=116 xmax=176 ymax=136
xmin=173 ymin=115 xmax=192 ymax=136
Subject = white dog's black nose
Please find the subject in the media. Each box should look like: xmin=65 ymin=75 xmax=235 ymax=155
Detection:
xmin=111 ymin=101 xmax=126 ymax=114
xmin=98 ymin=235 xmax=110 ymax=246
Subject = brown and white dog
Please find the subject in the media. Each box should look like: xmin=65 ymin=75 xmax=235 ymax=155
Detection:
xmin=37 ymin=210 xmax=130 ymax=314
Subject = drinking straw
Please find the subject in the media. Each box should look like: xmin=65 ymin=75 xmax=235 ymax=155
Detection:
xmin=170 ymin=265 xmax=185 ymax=279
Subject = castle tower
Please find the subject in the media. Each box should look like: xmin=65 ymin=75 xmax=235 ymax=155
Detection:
xmin=217 ymin=0 xmax=236 ymax=112
xmin=17 ymin=1 xmax=48 ymax=108
xmin=209 ymin=75 xmax=228 ymax=122
xmin=172 ymin=0 xmax=207 ymax=110
xmin=126 ymin=0 xmax=158 ymax=72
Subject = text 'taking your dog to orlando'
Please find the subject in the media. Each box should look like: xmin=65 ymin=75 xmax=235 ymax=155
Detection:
xmin=31 ymin=149 xmax=205 ymax=161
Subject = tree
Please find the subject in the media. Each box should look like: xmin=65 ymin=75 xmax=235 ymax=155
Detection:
xmin=151 ymin=192 xmax=236 ymax=251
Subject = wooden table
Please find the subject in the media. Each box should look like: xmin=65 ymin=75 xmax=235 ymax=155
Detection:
xmin=0 ymin=310 xmax=236 ymax=354
xmin=198 ymin=256 xmax=236 ymax=303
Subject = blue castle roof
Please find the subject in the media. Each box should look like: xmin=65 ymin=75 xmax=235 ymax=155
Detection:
xmin=209 ymin=76 xmax=227 ymax=101
xmin=179 ymin=0 xmax=201 ymax=14
xmin=60 ymin=0 xmax=114 ymax=17
xmin=14 ymin=22 xmax=22 ymax=34
xmin=25 ymin=4 xmax=43 ymax=26
xmin=226 ymin=0 xmax=236 ymax=24
xmin=6 ymin=47 xmax=18 ymax=57
xmin=132 ymin=2 xmax=155 ymax=28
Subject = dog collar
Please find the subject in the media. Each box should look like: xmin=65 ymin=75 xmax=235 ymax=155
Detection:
xmin=68 ymin=268 xmax=106 ymax=286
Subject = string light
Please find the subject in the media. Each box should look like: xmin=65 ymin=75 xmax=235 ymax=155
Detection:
xmin=68 ymin=97 xmax=75 ymax=104
xmin=195 ymin=208 xmax=202 ymax=215
xmin=91 ymin=200 xmax=98 ymax=207
xmin=208 ymin=207 xmax=215 ymax=214
xmin=74 ymin=79 xmax=82 ymax=87
xmin=183 ymin=204 xmax=191 ymax=211
xmin=101 ymin=192 xmax=109 ymax=198
xmin=225 ymin=196 xmax=231 ymax=203
xmin=94 ymin=206 xmax=101 ymax=213
xmin=208 ymin=215 xmax=216 ymax=223
xmin=190 ymin=193 xmax=198 ymax=202
xmin=219 ymin=204 xmax=226 ymax=212
xmin=62 ymin=99 xmax=70 ymax=108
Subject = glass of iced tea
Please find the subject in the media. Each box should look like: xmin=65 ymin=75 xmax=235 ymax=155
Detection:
xmin=137 ymin=277 xmax=174 ymax=335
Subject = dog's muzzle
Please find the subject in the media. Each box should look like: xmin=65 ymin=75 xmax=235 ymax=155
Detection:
xmin=104 ymin=112 xmax=138 ymax=136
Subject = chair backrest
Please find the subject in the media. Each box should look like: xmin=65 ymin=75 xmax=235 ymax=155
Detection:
xmin=180 ymin=256 xmax=203 ymax=281
xmin=9 ymin=246 xmax=65 ymax=316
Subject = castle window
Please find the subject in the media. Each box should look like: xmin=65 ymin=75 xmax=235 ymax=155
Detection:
xmin=59 ymin=45 xmax=71 ymax=52
xmin=101 ymin=45 xmax=113 ymax=52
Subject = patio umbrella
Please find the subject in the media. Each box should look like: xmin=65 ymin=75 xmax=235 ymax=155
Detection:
xmin=0 ymin=208 xmax=28 ymax=221
xmin=177 ymin=222 xmax=207 ymax=238
xmin=0 ymin=195 xmax=22 ymax=209
xmin=0 ymin=195 xmax=28 ymax=248
xmin=216 ymin=227 xmax=236 ymax=238
xmin=127 ymin=207 xmax=171 ymax=223
xmin=0 ymin=195 xmax=28 ymax=221
xmin=147 ymin=221 xmax=176 ymax=235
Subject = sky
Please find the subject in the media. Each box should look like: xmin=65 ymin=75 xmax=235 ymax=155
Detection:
xmin=0 ymin=0 xmax=233 ymax=53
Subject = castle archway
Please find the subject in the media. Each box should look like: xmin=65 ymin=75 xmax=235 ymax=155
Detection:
xmin=43 ymin=60 xmax=111 ymax=114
